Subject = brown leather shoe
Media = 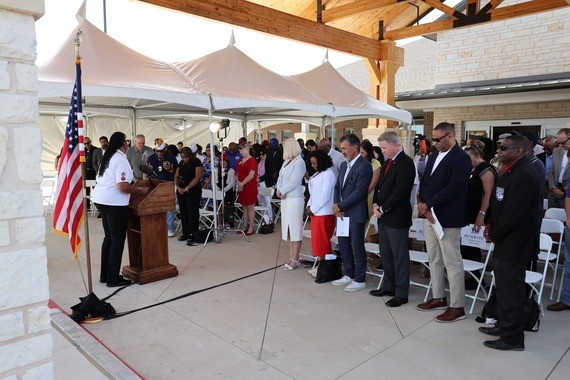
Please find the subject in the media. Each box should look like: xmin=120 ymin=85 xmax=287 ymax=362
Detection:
xmin=435 ymin=307 xmax=466 ymax=323
xmin=546 ymin=302 xmax=570 ymax=312
xmin=416 ymin=298 xmax=448 ymax=311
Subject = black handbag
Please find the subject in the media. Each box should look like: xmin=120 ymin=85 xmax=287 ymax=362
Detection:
xmin=315 ymin=255 xmax=343 ymax=284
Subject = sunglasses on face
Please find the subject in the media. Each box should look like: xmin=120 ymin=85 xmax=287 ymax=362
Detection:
xmin=432 ymin=133 xmax=449 ymax=143
xmin=497 ymin=145 xmax=521 ymax=151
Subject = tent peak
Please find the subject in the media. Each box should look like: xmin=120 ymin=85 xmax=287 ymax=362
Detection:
xmin=75 ymin=0 xmax=86 ymax=23
xmin=228 ymin=31 xmax=235 ymax=46
xmin=323 ymin=49 xmax=329 ymax=64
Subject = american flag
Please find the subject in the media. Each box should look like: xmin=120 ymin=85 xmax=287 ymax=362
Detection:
xmin=53 ymin=62 xmax=85 ymax=258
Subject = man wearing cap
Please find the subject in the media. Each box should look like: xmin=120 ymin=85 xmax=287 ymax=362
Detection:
xmin=126 ymin=134 xmax=154 ymax=182
xmin=145 ymin=139 xmax=178 ymax=237
xmin=547 ymin=128 xmax=570 ymax=208
xmin=318 ymin=138 xmax=345 ymax=178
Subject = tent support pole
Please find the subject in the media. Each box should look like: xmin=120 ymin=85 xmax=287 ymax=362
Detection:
xmin=131 ymin=108 xmax=136 ymax=139
xmin=208 ymin=109 xmax=219 ymax=243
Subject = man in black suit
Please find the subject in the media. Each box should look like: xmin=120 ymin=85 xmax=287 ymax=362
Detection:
xmin=332 ymin=134 xmax=373 ymax=292
xmin=416 ymin=122 xmax=471 ymax=322
xmin=481 ymin=135 xmax=542 ymax=351
xmin=84 ymin=137 xmax=98 ymax=209
xmin=369 ymin=132 xmax=416 ymax=307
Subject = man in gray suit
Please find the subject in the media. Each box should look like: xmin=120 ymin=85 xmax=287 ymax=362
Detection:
xmin=547 ymin=128 xmax=570 ymax=208
xmin=332 ymin=134 xmax=373 ymax=292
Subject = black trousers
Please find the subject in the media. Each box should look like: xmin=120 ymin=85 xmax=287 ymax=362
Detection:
xmin=178 ymin=190 xmax=201 ymax=238
xmin=494 ymin=258 xmax=527 ymax=344
xmin=96 ymin=203 xmax=129 ymax=283
xmin=378 ymin=223 xmax=410 ymax=299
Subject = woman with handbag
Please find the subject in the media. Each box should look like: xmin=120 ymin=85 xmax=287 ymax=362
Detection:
xmin=277 ymin=138 xmax=307 ymax=270
xmin=306 ymin=150 xmax=336 ymax=277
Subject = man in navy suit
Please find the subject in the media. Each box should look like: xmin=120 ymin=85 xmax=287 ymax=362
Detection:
xmin=417 ymin=122 xmax=471 ymax=322
xmin=369 ymin=132 xmax=416 ymax=307
xmin=332 ymin=134 xmax=373 ymax=292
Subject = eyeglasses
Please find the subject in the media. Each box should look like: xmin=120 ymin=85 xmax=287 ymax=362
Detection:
xmin=85 ymin=141 xmax=91 ymax=145
xmin=432 ymin=133 xmax=449 ymax=143
xmin=497 ymin=145 xmax=521 ymax=151
xmin=555 ymin=138 xmax=570 ymax=146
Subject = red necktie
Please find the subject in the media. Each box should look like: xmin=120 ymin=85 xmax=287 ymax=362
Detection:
xmin=384 ymin=159 xmax=393 ymax=174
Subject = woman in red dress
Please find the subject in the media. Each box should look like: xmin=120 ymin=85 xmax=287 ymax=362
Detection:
xmin=235 ymin=143 xmax=258 ymax=235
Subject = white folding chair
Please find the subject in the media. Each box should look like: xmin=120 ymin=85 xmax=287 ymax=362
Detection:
xmin=199 ymin=189 xmax=223 ymax=229
xmin=461 ymin=236 xmax=494 ymax=314
xmin=545 ymin=208 xmax=566 ymax=223
xmin=364 ymin=215 xmax=384 ymax=289
xmin=540 ymin=218 xmax=564 ymax=300
xmin=487 ymin=233 xmax=553 ymax=316
xmin=408 ymin=218 xmax=431 ymax=301
xmin=270 ymin=197 xmax=281 ymax=223
xmin=41 ymin=178 xmax=56 ymax=215
xmin=254 ymin=186 xmax=275 ymax=232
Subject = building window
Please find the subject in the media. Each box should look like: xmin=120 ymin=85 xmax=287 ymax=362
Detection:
xmin=269 ymin=131 xmax=277 ymax=140
xmin=344 ymin=128 xmax=354 ymax=136
xmin=282 ymin=130 xmax=292 ymax=140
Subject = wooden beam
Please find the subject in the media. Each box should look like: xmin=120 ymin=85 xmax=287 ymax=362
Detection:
xmin=385 ymin=0 xmax=569 ymax=40
xmin=490 ymin=0 xmax=569 ymax=21
xmin=384 ymin=19 xmax=454 ymax=40
xmin=321 ymin=0 xmax=401 ymax=23
xmin=420 ymin=0 xmax=464 ymax=19
xmin=139 ymin=0 xmax=384 ymax=60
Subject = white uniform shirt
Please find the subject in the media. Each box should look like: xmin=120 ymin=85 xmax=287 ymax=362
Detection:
xmin=92 ymin=150 xmax=134 ymax=206
xmin=328 ymin=148 xmax=345 ymax=178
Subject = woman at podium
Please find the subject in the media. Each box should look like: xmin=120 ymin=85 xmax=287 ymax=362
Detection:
xmin=92 ymin=132 xmax=149 ymax=287
xmin=175 ymin=147 xmax=204 ymax=246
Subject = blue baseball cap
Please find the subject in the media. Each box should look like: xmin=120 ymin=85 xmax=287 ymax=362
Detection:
xmin=269 ymin=138 xmax=279 ymax=148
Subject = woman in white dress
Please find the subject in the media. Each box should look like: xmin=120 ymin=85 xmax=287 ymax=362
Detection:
xmin=276 ymin=138 xmax=307 ymax=270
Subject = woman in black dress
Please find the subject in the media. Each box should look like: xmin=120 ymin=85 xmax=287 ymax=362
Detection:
xmin=174 ymin=147 xmax=203 ymax=246
xmin=462 ymin=141 xmax=497 ymax=289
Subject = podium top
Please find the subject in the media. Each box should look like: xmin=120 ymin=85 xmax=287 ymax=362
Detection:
xmin=129 ymin=180 xmax=175 ymax=216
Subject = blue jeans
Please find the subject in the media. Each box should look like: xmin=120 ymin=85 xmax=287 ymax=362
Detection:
xmin=167 ymin=210 xmax=175 ymax=232
xmin=561 ymin=228 xmax=570 ymax=304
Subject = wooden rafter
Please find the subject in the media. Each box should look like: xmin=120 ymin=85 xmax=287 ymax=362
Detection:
xmin=385 ymin=0 xmax=569 ymax=40
xmin=140 ymin=0 xmax=385 ymax=60
xmin=420 ymin=0 xmax=463 ymax=19
xmin=321 ymin=0 xmax=402 ymax=23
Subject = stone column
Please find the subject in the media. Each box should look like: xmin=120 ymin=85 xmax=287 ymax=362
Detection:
xmin=294 ymin=122 xmax=317 ymax=143
xmin=0 ymin=1 xmax=53 ymax=379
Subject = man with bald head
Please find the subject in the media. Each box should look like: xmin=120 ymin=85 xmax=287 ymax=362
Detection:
xmin=318 ymin=138 xmax=345 ymax=178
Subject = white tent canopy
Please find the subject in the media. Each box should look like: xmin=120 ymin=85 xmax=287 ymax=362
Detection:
xmin=291 ymin=59 xmax=412 ymax=124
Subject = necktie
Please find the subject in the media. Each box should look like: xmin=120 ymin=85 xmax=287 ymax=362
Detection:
xmin=384 ymin=159 xmax=393 ymax=174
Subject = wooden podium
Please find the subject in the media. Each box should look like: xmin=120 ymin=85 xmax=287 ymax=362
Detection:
xmin=122 ymin=179 xmax=178 ymax=284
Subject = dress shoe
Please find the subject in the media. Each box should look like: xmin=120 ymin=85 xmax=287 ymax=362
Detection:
xmin=178 ymin=235 xmax=189 ymax=241
xmin=106 ymin=277 xmax=132 ymax=288
xmin=546 ymin=302 xmax=570 ymax=312
xmin=369 ymin=289 xmax=395 ymax=297
xmin=99 ymin=278 xmax=106 ymax=284
xmin=244 ymin=230 xmax=255 ymax=236
xmin=187 ymin=240 xmax=198 ymax=246
xmin=435 ymin=307 xmax=466 ymax=323
xmin=416 ymin=298 xmax=448 ymax=311
xmin=386 ymin=297 xmax=408 ymax=307
xmin=483 ymin=339 xmax=524 ymax=351
xmin=478 ymin=326 xmax=501 ymax=336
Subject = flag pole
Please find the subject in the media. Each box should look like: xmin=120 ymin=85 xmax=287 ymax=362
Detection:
xmin=75 ymin=30 xmax=93 ymax=294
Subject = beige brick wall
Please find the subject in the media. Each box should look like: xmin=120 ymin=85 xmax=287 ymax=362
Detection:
xmin=433 ymin=101 xmax=570 ymax=136
xmin=0 ymin=3 xmax=53 ymax=379
xmin=436 ymin=0 xmax=570 ymax=84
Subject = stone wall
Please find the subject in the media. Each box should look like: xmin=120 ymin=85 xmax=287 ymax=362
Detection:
xmin=0 ymin=1 xmax=53 ymax=379
xmin=436 ymin=0 xmax=570 ymax=84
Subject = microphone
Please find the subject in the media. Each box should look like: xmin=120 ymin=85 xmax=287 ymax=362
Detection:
xmin=138 ymin=164 xmax=157 ymax=189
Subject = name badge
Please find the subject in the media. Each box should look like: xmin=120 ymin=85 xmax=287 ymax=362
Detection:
xmin=496 ymin=187 xmax=504 ymax=201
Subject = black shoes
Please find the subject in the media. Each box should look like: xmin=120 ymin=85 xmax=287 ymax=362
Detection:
xmin=186 ymin=236 xmax=198 ymax=246
xmin=478 ymin=326 xmax=501 ymax=336
xmin=106 ymin=277 xmax=132 ymax=288
xmin=369 ymin=289 xmax=395 ymax=297
xmin=483 ymin=339 xmax=524 ymax=351
xmin=99 ymin=278 xmax=106 ymax=284
xmin=178 ymin=235 xmax=190 ymax=241
xmin=385 ymin=297 xmax=408 ymax=307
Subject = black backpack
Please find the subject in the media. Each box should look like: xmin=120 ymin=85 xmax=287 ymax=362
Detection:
xmin=476 ymin=289 xmax=540 ymax=332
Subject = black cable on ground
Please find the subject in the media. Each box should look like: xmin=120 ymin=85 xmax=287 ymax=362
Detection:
xmin=106 ymin=263 xmax=285 ymax=319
